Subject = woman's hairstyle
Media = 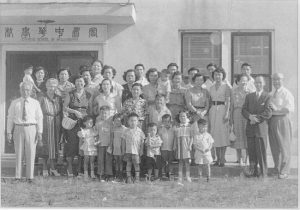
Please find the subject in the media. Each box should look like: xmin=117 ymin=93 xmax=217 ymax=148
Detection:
xmin=197 ymin=118 xmax=208 ymax=126
xmin=188 ymin=67 xmax=200 ymax=74
xmin=235 ymin=73 xmax=249 ymax=84
xmin=212 ymin=67 xmax=226 ymax=80
xmin=113 ymin=113 xmax=123 ymax=121
xmin=206 ymin=63 xmax=217 ymax=69
xmin=127 ymin=112 xmax=139 ymax=119
xmin=81 ymin=115 xmax=94 ymax=128
xmin=134 ymin=63 xmax=145 ymax=70
xmin=79 ymin=65 xmax=90 ymax=75
xmin=171 ymin=71 xmax=182 ymax=80
xmin=145 ymin=68 xmax=159 ymax=82
xmin=161 ymin=69 xmax=170 ymax=75
xmin=192 ymin=73 xmax=207 ymax=83
xmin=91 ymin=59 xmax=103 ymax=68
xmin=57 ymin=67 xmax=71 ymax=78
xmin=46 ymin=78 xmax=59 ymax=87
xmin=155 ymin=93 xmax=166 ymax=100
xmin=99 ymin=105 xmax=111 ymax=111
xmin=101 ymin=65 xmax=117 ymax=79
xmin=72 ymin=75 xmax=85 ymax=84
xmin=167 ymin=63 xmax=178 ymax=70
xmin=241 ymin=62 xmax=251 ymax=69
xmin=99 ymin=78 xmax=113 ymax=93
xmin=122 ymin=69 xmax=139 ymax=82
xmin=132 ymin=82 xmax=143 ymax=89
xmin=148 ymin=122 xmax=158 ymax=129
xmin=161 ymin=114 xmax=172 ymax=121
xmin=33 ymin=66 xmax=48 ymax=78
xmin=175 ymin=110 xmax=190 ymax=124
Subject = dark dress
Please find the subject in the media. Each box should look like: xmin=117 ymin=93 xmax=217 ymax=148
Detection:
xmin=36 ymin=93 xmax=62 ymax=159
xmin=32 ymin=80 xmax=47 ymax=100
xmin=64 ymin=90 xmax=91 ymax=157
xmin=121 ymin=83 xmax=132 ymax=104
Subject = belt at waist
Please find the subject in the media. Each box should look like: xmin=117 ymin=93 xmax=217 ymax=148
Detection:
xmin=271 ymin=114 xmax=287 ymax=117
xmin=15 ymin=123 xmax=37 ymax=127
xmin=194 ymin=106 xmax=206 ymax=109
xmin=211 ymin=101 xmax=225 ymax=105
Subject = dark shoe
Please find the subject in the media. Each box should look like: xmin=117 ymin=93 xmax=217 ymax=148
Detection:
xmin=27 ymin=179 xmax=34 ymax=184
xmin=126 ymin=176 xmax=133 ymax=184
xmin=213 ymin=162 xmax=219 ymax=166
xmin=207 ymin=176 xmax=210 ymax=182
xmin=219 ymin=163 xmax=225 ymax=167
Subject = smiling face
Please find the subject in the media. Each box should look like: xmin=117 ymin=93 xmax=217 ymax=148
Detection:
xmin=20 ymin=83 xmax=32 ymax=98
xmin=113 ymin=117 xmax=122 ymax=127
xmin=84 ymin=118 xmax=94 ymax=129
xmin=148 ymin=126 xmax=157 ymax=137
xmin=82 ymin=71 xmax=92 ymax=83
xmin=91 ymin=61 xmax=102 ymax=76
xmin=35 ymin=70 xmax=45 ymax=81
xmin=239 ymin=75 xmax=249 ymax=88
xmin=172 ymin=74 xmax=182 ymax=86
xmin=155 ymin=96 xmax=165 ymax=109
xmin=103 ymin=68 xmax=114 ymax=80
xmin=194 ymin=75 xmax=204 ymax=87
xmin=46 ymin=80 xmax=58 ymax=94
xmin=179 ymin=112 xmax=188 ymax=124
xmin=242 ymin=65 xmax=252 ymax=76
xmin=272 ymin=75 xmax=283 ymax=90
xmin=168 ymin=66 xmax=178 ymax=76
xmin=188 ymin=70 xmax=198 ymax=80
xmin=131 ymin=85 xmax=142 ymax=99
xmin=162 ymin=117 xmax=171 ymax=127
xmin=254 ymin=76 xmax=265 ymax=92
xmin=128 ymin=116 xmax=139 ymax=129
xmin=135 ymin=65 xmax=144 ymax=78
xmin=101 ymin=79 xmax=112 ymax=93
xmin=149 ymin=71 xmax=159 ymax=84
xmin=75 ymin=77 xmax=85 ymax=90
xmin=213 ymin=72 xmax=223 ymax=82
xmin=59 ymin=70 xmax=70 ymax=83
xmin=126 ymin=71 xmax=136 ymax=84
xmin=99 ymin=109 xmax=110 ymax=120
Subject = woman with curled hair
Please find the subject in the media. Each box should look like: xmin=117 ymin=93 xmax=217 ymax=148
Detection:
xmin=56 ymin=67 xmax=75 ymax=100
xmin=93 ymin=78 xmax=122 ymax=121
xmin=101 ymin=65 xmax=123 ymax=97
xmin=32 ymin=66 xmax=48 ymax=100
xmin=209 ymin=67 xmax=232 ymax=167
xmin=121 ymin=69 xmax=139 ymax=104
xmin=142 ymin=68 xmax=160 ymax=108
xmin=36 ymin=78 xmax=62 ymax=177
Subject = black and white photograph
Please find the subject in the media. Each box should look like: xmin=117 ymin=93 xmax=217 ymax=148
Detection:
xmin=0 ymin=0 xmax=298 ymax=208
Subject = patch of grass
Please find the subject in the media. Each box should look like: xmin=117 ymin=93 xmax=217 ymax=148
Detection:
xmin=1 ymin=176 xmax=298 ymax=208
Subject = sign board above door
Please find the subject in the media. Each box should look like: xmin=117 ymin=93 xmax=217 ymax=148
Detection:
xmin=0 ymin=25 xmax=107 ymax=43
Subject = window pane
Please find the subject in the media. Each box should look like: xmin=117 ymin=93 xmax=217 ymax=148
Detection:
xmin=182 ymin=33 xmax=221 ymax=75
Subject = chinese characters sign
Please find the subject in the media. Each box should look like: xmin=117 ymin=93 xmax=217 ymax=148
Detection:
xmin=0 ymin=25 xmax=107 ymax=43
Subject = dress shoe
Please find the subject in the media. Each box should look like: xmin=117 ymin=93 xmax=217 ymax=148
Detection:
xmin=213 ymin=162 xmax=219 ymax=166
xmin=219 ymin=163 xmax=225 ymax=167
xmin=49 ymin=169 xmax=61 ymax=176
xmin=27 ymin=179 xmax=34 ymax=184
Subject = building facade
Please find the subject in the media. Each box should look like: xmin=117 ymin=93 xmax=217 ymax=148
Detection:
xmin=0 ymin=0 xmax=298 ymax=160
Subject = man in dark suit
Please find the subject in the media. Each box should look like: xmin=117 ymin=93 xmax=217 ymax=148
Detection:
xmin=242 ymin=76 xmax=273 ymax=178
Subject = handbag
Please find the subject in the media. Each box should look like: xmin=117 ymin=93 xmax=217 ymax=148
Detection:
xmin=228 ymin=126 xmax=236 ymax=142
xmin=62 ymin=116 xmax=77 ymax=130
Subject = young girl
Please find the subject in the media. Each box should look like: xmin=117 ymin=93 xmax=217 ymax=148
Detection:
xmin=110 ymin=113 xmax=127 ymax=181
xmin=77 ymin=116 xmax=98 ymax=180
xmin=193 ymin=119 xmax=214 ymax=182
xmin=145 ymin=123 xmax=163 ymax=181
xmin=174 ymin=110 xmax=194 ymax=183
xmin=157 ymin=69 xmax=171 ymax=102
xmin=22 ymin=64 xmax=41 ymax=95
xmin=121 ymin=112 xmax=145 ymax=183
xmin=95 ymin=105 xmax=113 ymax=182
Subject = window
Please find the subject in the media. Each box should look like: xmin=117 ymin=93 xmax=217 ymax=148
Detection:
xmin=231 ymin=32 xmax=272 ymax=90
xmin=181 ymin=32 xmax=221 ymax=75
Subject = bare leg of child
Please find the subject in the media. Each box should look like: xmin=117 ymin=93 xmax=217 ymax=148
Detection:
xmin=147 ymin=169 xmax=152 ymax=181
xmin=178 ymin=160 xmax=183 ymax=183
xmin=66 ymin=156 xmax=74 ymax=177
xmin=41 ymin=158 xmax=48 ymax=177
xmin=126 ymin=161 xmax=132 ymax=183
xmin=90 ymin=156 xmax=96 ymax=179
xmin=119 ymin=157 xmax=123 ymax=179
xmin=236 ymin=149 xmax=242 ymax=164
xmin=115 ymin=156 xmax=119 ymax=178
xmin=83 ymin=155 xmax=89 ymax=179
xmin=133 ymin=161 xmax=140 ymax=183
xmin=206 ymin=164 xmax=211 ymax=182
xmin=185 ymin=159 xmax=191 ymax=182
xmin=154 ymin=169 xmax=159 ymax=180
xmin=198 ymin=164 xmax=202 ymax=181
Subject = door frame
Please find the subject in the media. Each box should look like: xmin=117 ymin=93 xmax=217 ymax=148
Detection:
xmin=0 ymin=43 xmax=104 ymax=158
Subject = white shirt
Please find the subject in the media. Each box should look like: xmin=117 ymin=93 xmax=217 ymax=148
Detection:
xmin=157 ymin=78 xmax=171 ymax=96
xmin=7 ymin=97 xmax=43 ymax=133
xmin=23 ymin=74 xmax=35 ymax=85
xmin=233 ymin=76 xmax=256 ymax=93
xmin=146 ymin=135 xmax=163 ymax=157
xmin=136 ymin=76 xmax=149 ymax=86
xmin=270 ymin=86 xmax=295 ymax=113
xmin=256 ymin=90 xmax=263 ymax=98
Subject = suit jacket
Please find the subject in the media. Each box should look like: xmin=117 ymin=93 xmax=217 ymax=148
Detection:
xmin=242 ymin=91 xmax=273 ymax=140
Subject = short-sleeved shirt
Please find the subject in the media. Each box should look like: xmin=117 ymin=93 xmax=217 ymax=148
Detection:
xmin=148 ymin=106 xmax=172 ymax=125
xmin=186 ymin=87 xmax=209 ymax=108
xmin=270 ymin=86 xmax=295 ymax=113
xmin=122 ymin=127 xmax=145 ymax=155
xmin=145 ymin=135 xmax=163 ymax=157
xmin=158 ymin=126 xmax=175 ymax=151
xmin=193 ymin=132 xmax=214 ymax=153
xmin=112 ymin=125 xmax=127 ymax=155
xmin=142 ymin=84 xmax=158 ymax=105
xmin=23 ymin=74 xmax=35 ymax=85
xmin=95 ymin=119 xmax=112 ymax=147
xmin=94 ymin=93 xmax=121 ymax=118
xmin=209 ymin=82 xmax=231 ymax=102
xmin=157 ymin=78 xmax=171 ymax=96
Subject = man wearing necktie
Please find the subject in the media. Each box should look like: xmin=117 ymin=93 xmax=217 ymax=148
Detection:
xmin=268 ymin=73 xmax=294 ymax=179
xmin=7 ymin=81 xmax=43 ymax=183
xmin=242 ymin=76 xmax=273 ymax=178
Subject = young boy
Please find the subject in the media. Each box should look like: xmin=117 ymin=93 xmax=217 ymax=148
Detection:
xmin=145 ymin=123 xmax=163 ymax=181
xmin=193 ymin=119 xmax=214 ymax=182
xmin=121 ymin=112 xmax=145 ymax=183
xmin=95 ymin=105 xmax=113 ymax=182
xmin=157 ymin=69 xmax=171 ymax=102
xmin=158 ymin=114 xmax=175 ymax=180
xmin=22 ymin=63 xmax=41 ymax=94
xmin=148 ymin=94 xmax=172 ymax=126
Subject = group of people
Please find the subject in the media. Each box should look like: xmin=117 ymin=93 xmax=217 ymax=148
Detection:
xmin=6 ymin=60 xmax=294 ymax=184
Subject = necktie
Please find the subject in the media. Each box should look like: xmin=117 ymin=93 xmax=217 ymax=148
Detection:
xmin=22 ymin=99 xmax=28 ymax=122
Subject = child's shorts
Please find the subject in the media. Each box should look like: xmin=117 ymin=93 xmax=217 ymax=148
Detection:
xmin=146 ymin=155 xmax=163 ymax=170
xmin=195 ymin=152 xmax=213 ymax=164
xmin=114 ymin=155 xmax=123 ymax=162
xmin=161 ymin=150 xmax=173 ymax=163
xmin=123 ymin=153 xmax=140 ymax=164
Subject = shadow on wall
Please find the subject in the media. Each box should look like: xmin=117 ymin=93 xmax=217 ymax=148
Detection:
xmin=107 ymin=24 xmax=132 ymax=40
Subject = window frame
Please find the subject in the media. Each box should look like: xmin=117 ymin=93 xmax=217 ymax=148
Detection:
xmin=231 ymin=32 xmax=272 ymax=90
xmin=180 ymin=31 xmax=222 ymax=74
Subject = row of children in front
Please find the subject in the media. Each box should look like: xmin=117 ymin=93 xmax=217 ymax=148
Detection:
xmin=78 ymin=105 xmax=214 ymax=183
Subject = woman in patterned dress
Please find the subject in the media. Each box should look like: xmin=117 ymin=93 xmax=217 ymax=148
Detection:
xmin=121 ymin=83 xmax=147 ymax=131
xmin=121 ymin=69 xmax=139 ymax=104
xmin=142 ymin=68 xmax=159 ymax=109
xmin=230 ymin=74 xmax=251 ymax=165
xmin=63 ymin=76 xmax=93 ymax=176
xmin=56 ymin=67 xmax=75 ymax=100
xmin=36 ymin=78 xmax=62 ymax=177
xmin=167 ymin=71 xmax=187 ymax=122
xmin=209 ymin=67 xmax=232 ymax=167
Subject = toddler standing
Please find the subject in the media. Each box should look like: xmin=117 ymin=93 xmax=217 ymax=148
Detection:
xmin=157 ymin=69 xmax=171 ymax=102
xmin=77 ymin=116 xmax=98 ymax=180
xmin=22 ymin=64 xmax=41 ymax=94
xmin=121 ymin=112 xmax=145 ymax=183
xmin=174 ymin=110 xmax=194 ymax=183
xmin=145 ymin=123 xmax=163 ymax=181
xmin=193 ymin=119 xmax=214 ymax=182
